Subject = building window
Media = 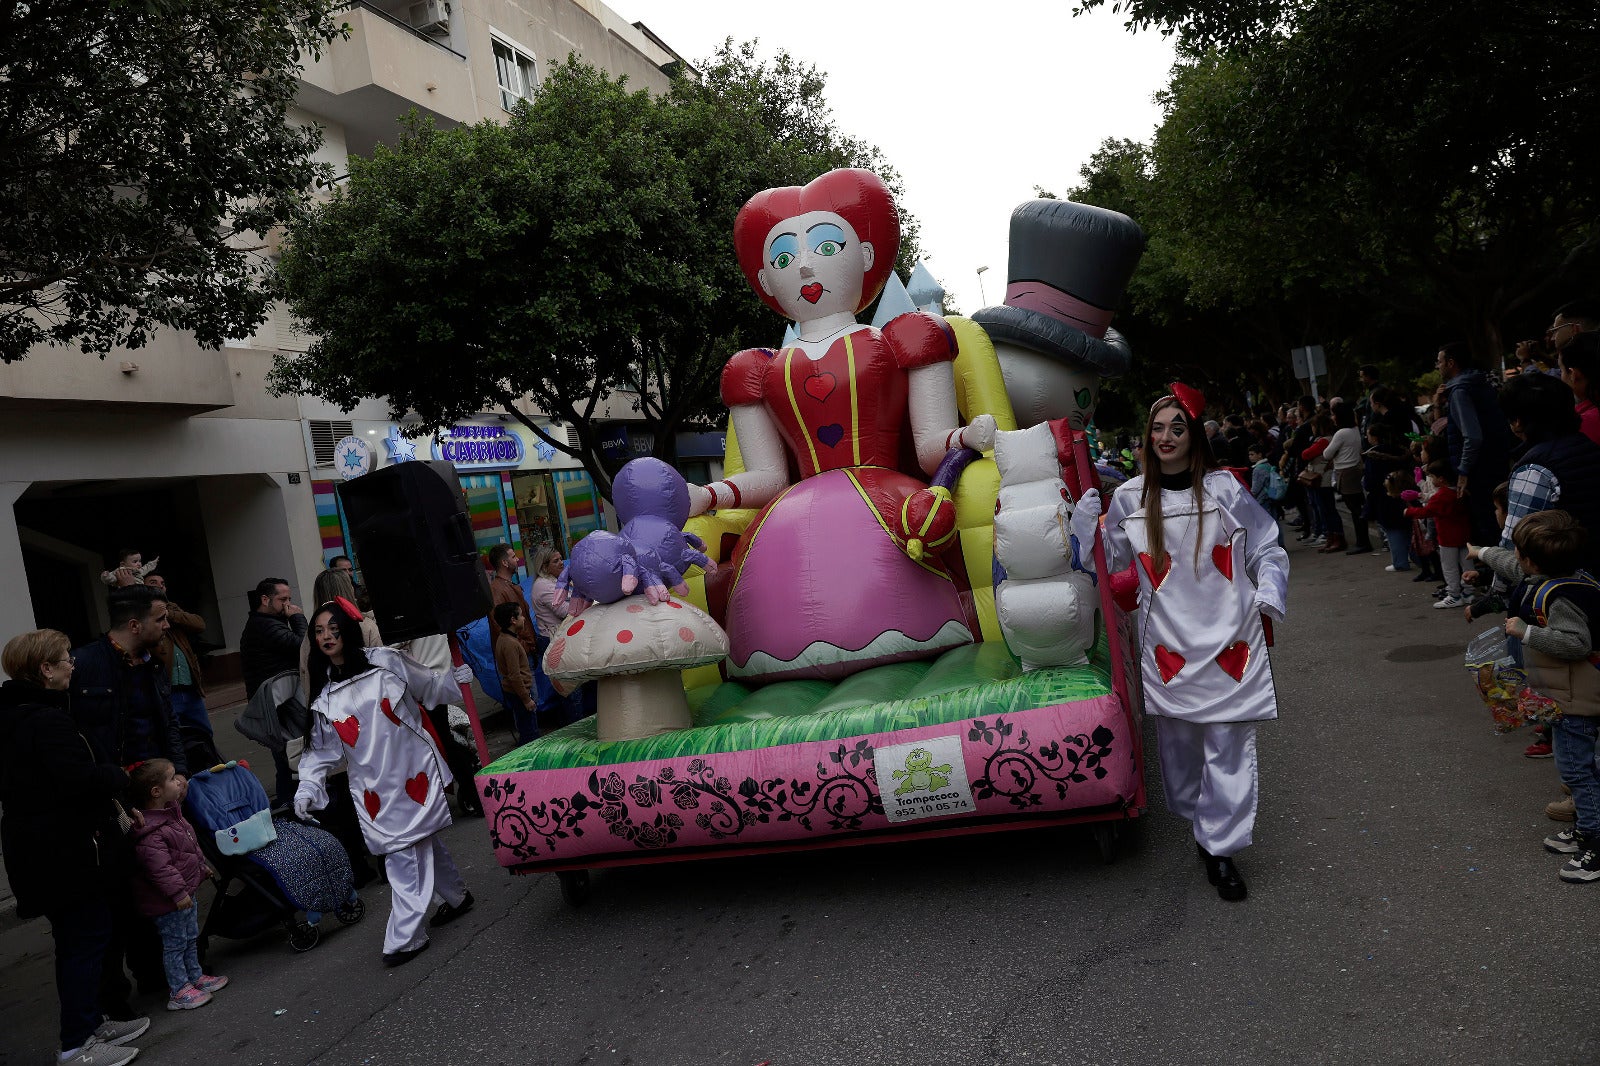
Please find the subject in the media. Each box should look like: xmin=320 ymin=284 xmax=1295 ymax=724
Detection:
xmin=492 ymin=36 xmax=537 ymax=112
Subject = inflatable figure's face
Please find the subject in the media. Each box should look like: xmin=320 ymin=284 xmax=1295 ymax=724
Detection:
xmin=993 ymin=340 xmax=1100 ymax=430
xmin=757 ymin=210 xmax=875 ymax=323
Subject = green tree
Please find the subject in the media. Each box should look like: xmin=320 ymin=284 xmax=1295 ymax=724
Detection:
xmin=0 ymin=0 xmax=343 ymax=362
xmin=271 ymin=43 xmax=920 ymax=497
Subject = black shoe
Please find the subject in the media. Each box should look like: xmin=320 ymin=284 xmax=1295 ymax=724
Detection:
xmin=382 ymin=941 xmax=430 ymax=967
xmin=430 ymin=891 xmax=475 ymax=928
xmin=1412 ymin=571 xmax=1432 ymax=583
xmin=1204 ymin=855 xmax=1249 ymax=901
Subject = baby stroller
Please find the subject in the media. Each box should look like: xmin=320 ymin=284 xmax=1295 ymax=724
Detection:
xmin=184 ymin=760 xmax=365 ymax=954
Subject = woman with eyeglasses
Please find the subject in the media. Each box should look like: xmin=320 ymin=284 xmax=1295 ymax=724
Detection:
xmin=1 ymin=630 xmax=151 ymax=1065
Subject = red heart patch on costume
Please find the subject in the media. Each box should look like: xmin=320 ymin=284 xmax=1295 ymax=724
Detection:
xmin=1138 ymin=552 xmax=1171 ymax=590
xmin=362 ymin=789 xmax=381 ymax=819
xmin=380 ymin=697 xmax=402 ymax=727
xmin=333 ymin=717 xmax=360 ymax=747
xmin=803 ymin=372 xmax=836 ymax=402
xmin=1216 ymin=641 xmax=1250 ymax=682
xmin=404 ymin=772 xmax=429 ymax=805
xmin=1212 ymin=543 xmax=1234 ymax=581
xmin=1155 ymin=644 xmax=1186 ymax=684
xmin=800 ymin=282 xmax=824 ymax=304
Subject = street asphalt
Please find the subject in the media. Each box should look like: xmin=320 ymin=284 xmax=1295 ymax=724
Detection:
xmin=2 ymin=532 xmax=1597 ymax=1065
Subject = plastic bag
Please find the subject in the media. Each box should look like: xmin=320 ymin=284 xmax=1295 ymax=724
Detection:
xmin=1464 ymin=627 xmax=1561 ymax=732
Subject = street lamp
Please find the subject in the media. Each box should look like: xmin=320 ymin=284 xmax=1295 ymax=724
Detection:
xmin=975 ymin=265 xmax=989 ymax=307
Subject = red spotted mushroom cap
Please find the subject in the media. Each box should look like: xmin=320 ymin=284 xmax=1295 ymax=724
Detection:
xmin=542 ymin=597 xmax=728 ymax=694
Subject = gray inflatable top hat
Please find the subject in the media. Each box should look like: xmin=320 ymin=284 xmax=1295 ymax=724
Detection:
xmin=971 ymin=199 xmax=1146 ymax=377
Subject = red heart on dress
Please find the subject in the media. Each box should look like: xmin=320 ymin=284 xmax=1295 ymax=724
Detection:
xmin=362 ymin=789 xmax=380 ymax=819
xmin=1216 ymin=640 xmax=1250 ymax=682
xmin=333 ymin=717 xmax=360 ymax=747
xmin=380 ymin=697 xmax=402 ymax=727
xmin=1138 ymin=552 xmax=1171 ymax=590
xmin=803 ymin=372 xmax=836 ymax=402
xmin=404 ymin=771 xmax=429 ymax=805
xmin=1212 ymin=543 xmax=1234 ymax=581
xmin=800 ymin=282 xmax=824 ymax=304
xmin=1155 ymin=644 xmax=1186 ymax=684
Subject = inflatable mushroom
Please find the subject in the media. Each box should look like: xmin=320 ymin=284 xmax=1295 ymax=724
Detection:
xmin=542 ymin=597 xmax=729 ymax=742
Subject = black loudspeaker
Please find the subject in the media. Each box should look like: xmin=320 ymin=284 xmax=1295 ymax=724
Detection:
xmin=337 ymin=460 xmax=492 ymax=641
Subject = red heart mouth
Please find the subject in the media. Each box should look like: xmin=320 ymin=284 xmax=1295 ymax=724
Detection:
xmin=800 ymin=283 xmax=824 ymax=304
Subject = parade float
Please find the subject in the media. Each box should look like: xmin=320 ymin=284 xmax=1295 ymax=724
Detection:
xmin=474 ymin=170 xmax=1149 ymax=904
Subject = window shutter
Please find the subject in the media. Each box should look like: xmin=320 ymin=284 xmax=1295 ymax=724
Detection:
xmin=310 ymin=420 xmax=355 ymax=467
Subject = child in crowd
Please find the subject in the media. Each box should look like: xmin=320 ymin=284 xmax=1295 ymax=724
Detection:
xmin=1248 ymin=444 xmax=1284 ymax=521
xmin=128 ymin=759 xmax=227 ymax=1011
xmin=492 ymin=601 xmax=538 ymax=745
xmin=1406 ymin=460 xmax=1470 ymax=607
xmin=1469 ymin=510 xmax=1600 ymax=882
xmin=1377 ymin=471 xmax=1415 ymax=571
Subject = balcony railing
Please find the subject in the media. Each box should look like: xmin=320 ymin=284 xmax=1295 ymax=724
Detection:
xmin=337 ymin=0 xmax=466 ymax=60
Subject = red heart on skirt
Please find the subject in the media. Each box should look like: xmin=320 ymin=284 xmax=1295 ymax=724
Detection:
xmin=362 ymin=789 xmax=380 ymax=819
xmin=333 ymin=717 xmax=360 ymax=747
xmin=1138 ymin=552 xmax=1171 ymax=590
xmin=1212 ymin=543 xmax=1234 ymax=581
xmin=1155 ymin=644 xmax=1186 ymax=684
xmin=380 ymin=697 xmax=402 ymax=727
xmin=404 ymin=771 xmax=429 ymax=805
xmin=1216 ymin=640 xmax=1250 ymax=682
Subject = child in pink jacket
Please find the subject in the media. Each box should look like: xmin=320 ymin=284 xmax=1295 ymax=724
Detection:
xmin=129 ymin=759 xmax=228 ymax=1011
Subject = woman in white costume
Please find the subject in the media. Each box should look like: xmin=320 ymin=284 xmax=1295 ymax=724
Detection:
xmin=1074 ymin=384 xmax=1289 ymax=900
xmin=295 ymin=599 xmax=476 ymax=964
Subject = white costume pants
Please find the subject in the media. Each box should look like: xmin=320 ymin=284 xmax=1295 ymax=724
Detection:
xmin=382 ymin=834 xmax=467 ymax=954
xmin=1156 ymin=718 xmax=1258 ymax=858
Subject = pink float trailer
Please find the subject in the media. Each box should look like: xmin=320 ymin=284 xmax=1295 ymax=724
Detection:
xmin=474 ymin=432 xmax=1145 ymax=906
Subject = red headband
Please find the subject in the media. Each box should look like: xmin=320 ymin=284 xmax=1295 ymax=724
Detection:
xmin=334 ymin=596 xmax=362 ymax=622
xmin=1152 ymin=381 xmax=1206 ymax=423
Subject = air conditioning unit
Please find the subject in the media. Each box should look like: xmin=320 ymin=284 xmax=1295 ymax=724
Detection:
xmin=408 ymin=0 xmax=449 ymax=33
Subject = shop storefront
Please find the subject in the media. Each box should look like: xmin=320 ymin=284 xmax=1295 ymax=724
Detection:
xmin=307 ymin=418 xmax=606 ymax=579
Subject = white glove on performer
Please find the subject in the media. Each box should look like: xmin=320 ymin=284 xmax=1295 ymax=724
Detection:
xmin=1069 ymin=489 xmax=1103 ymax=553
xmin=452 ymin=663 xmax=474 ymax=685
xmin=293 ymin=790 xmax=316 ymax=822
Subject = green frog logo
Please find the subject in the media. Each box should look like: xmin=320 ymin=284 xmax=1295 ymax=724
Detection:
xmin=891 ymin=747 xmax=952 ymax=796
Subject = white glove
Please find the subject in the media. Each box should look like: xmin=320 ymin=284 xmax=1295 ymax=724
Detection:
xmin=293 ymin=791 xmax=315 ymax=821
xmin=1069 ymin=489 xmax=1103 ymax=552
xmin=452 ymin=663 xmax=474 ymax=685
xmin=959 ymin=413 xmax=998 ymax=453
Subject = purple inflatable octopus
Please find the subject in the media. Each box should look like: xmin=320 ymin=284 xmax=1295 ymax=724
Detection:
xmin=554 ymin=457 xmax=717 ymax=616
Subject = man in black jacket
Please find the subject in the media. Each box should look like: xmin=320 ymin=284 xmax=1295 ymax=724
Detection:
xmin=240 ymin=576 xmax=306 ymax=806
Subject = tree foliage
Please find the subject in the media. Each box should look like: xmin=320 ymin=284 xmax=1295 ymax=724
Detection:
xmin=0 ymin=0 xmax=343 ymax=362
xmin=270 ymin=42 xmax=919 ymax=498
xmin=1066 ymin=0 xmax=1600 ymax=421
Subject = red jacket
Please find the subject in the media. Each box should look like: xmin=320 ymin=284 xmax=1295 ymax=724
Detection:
xmin=1404 ymin=485 xmax=1471 ymax=547
xmin=130 ymin=803 xmax=208 ymax=917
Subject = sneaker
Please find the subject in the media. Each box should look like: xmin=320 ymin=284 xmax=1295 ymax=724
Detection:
xmin=1560 ymin=848 xmax=1600 ymax=883
xmin=1546 ymin=795 xmax=1577 ymax=822
xmin=194 ymin=974 xmax=228 ymax=993
xmin=60 ymin=1037 xmax=139 ymax=1066
xmin=1433 ymin=595 xmax=1467 ymax=608
xmin=1545 ymin=827 xmax=1586 ymax=854
xmin=92 ymin=1017 xmax=149 ymax=1046
xmin=1525 ymin=741 xmax=1555 ymax=759
xmin=166 ymin=984 xmax=212 ymax=1011
xmin=1384 ymin=564 xmax=1412 ymax=573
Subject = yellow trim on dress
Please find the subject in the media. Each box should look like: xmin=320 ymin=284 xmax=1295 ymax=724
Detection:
xmin=782 ymin=347 xmax=822 ymax=476
xmin=843 ymin=468 xmax=949 ymax=579
xmin=844 ymin=332 xmax=861 ymax=467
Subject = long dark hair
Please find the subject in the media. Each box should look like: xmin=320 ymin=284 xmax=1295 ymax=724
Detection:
xmin=307 ymin=604 xmax=372 ymax=706
xmin=1140 ymin=395 xmax=1220 ymax=571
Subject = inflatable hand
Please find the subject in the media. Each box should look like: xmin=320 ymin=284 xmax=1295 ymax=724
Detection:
xmin=960 ymin=413 xmax=998 ymax=453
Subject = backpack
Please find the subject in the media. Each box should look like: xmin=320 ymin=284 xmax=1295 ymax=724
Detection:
xmin=1264 ymin=465 xmax=1288 ymax=501
xmin=234 ymin=669 xmax=309 ymax=751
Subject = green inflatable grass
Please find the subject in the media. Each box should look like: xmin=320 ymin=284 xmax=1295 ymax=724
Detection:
xmin=482 ymin=633 xmax=1113 ymax=774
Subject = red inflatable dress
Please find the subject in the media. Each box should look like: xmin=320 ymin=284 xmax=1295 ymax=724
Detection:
xmin=718 ymin=312 xmax=975 ymax=682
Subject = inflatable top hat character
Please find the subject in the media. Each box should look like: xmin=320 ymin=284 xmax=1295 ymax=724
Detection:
xmin=972 ymin=199 xmax=1145 ymax=430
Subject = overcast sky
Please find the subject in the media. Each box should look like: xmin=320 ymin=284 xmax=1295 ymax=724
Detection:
xmin=615 ymin=1 xmax=1177 ymax=316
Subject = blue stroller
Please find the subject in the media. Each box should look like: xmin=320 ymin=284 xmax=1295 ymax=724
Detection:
xmin=184 ymin=760 xmax=365 ymax=953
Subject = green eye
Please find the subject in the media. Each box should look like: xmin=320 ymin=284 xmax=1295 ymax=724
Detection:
xmin=771 ymin=251 xmax=794 ymax=270
xmin=1074 ymin=387 xmax=1092 ymax=409
xmin=814 ymin=240 xmax=841 ymax=256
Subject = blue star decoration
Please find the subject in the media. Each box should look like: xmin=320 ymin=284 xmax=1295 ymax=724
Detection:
xmin=384 ymin=425 xmax=417 ymax=462
xmin=341 ymin=446 xmax=365 ymax=472
xmin=534 ymin=439 xmax=556 ymax=462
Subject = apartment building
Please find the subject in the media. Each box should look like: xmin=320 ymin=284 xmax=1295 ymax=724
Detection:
xmin=0 ymin=0 xmax=689 ymax=658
